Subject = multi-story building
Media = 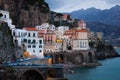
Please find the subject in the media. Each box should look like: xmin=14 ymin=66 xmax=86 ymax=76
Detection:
xmin=12 ymin=27 xmax=45 ymax=58
xmin=72 ymin=20 xmax=90 ymax=50
xmin=22 ymin=27 xmax=44 ymax=58
xmin=72 ymin=29 xmax=90 ymax=50
xmin=57 ymin=26 xmax=69 ymax=35
xmin=63 ymin=20 xmax=90 ymax=51
xmin=12 ymin=29 xmax=27 ymax=46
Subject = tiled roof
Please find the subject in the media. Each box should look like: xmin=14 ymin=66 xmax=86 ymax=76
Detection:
xmin=76 ymin=29 xmax=87 ymax=32
xmin=64 ymin=30 xmax=75 ymax=35
xmin=24 ymin=27 xmax=37 ymax=31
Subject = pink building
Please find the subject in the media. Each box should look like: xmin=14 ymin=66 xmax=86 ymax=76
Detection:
xmin=75 ymin=29 xmax=88 ymax=39
xmin=64 ymin=29 xmax=76 ymax=39
xmin=38 ymin=30 xmax=56 ymax=43
xmin=78 ymin=20 xmax=86 ymax=29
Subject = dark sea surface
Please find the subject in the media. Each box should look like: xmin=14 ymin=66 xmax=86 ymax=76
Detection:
xmin=65 ymin=48 xmax=120 ymax=80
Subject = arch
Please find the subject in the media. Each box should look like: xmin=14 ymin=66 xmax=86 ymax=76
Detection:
xmin=0 ymin=13 xmax=3 ymax=17
xmin=74 ymin=53 xmax=84 ymax=64
xmin=88 ymin=52 xmax=93 ymax=63
xmin=19 ymin=70 xmax=45 ymax=80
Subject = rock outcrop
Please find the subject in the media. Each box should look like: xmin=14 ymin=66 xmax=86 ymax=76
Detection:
xmin=0 ymin=22 xmax=15 ymax=62
xmin=0 ymin=0 xmax=50 ymax=28
xmin=96 ymin=40 xmax=120 ymax=60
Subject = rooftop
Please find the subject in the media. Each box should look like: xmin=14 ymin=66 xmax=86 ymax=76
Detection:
xmin=23 ymin=27 xmax=37 ymax=31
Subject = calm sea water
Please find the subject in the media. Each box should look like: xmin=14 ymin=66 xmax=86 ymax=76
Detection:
xmin=65 ymin=48 xmax=120 ymax=80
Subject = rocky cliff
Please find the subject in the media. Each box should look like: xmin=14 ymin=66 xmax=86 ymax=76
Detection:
xmin=0 ymin=22 xmax=25 ymax=62
xmin=0 ymin=0 xmax=50 ymax=28
xmin=0 ymin=22 xmax=15 ymax=62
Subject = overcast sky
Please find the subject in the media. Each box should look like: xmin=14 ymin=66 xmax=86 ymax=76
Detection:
xmin=45 ymin=0 xmax=120 ymax=12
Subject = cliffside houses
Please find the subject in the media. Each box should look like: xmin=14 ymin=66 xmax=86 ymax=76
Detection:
xmin=0 ymin=10 xmax=91 ymax=59
xmin=63 ymin=20 xmax=90 ymax=51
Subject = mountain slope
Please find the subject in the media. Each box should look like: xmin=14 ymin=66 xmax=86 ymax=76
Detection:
xmin=86 ymin=22 xmax=120 ymax=38
xmin=0 ymin=0 xmax=50 ymax=28
xmin=71 ymin=5 xmax=120 ymax=26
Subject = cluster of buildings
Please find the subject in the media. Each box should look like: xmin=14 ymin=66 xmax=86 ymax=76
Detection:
xmin=0 ymin=10 xmax=104 ymax=59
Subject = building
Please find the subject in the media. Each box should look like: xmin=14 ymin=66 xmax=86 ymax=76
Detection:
xmin=57 ymin=26 xmax=69 ymax=35
xmin=22 ymin=27 xmax=44 ymax=58
xmin=77 ymin=20 xmax=86 ymax=30
xmin=72 ymin=20 xmax=90 ymax=50
xmin=38 ymin=30 xmax=56 ymax=44
xmin=96 ymin=32 xmax=104 ymax=41
xmin=63 ymin=29 xmax=76 ymax=39
xmin=0 ymin=10 xmax=15 ymax=29
xmin=44 ymin=42 xmax=63 ymax=53
xmin=12 ymin=29 xmax=27 ymax=46
xmin=36 ymin=23 xmax=56 ymax=31
xmin=12 ymin=27 xmax=45 ymax=58
xmin=72 ymin=29 xmax=90 ymax=50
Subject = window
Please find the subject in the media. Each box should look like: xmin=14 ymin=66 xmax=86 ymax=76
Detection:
xmin=33 ymin=33 xmax=35 ymax=37
xmin=39 ymin=45 xmax=42 ymax=48
xmin=39 ymin=50 xmax=42 ymax=52
xmin=4 ymin=15 xmax=6 ymax=18
xmin=13 ymin=32 xmax=15 ymax=36
xmin=28 ymin=33 xmax=30 ymax=37
xmin=28 ymin=40 xmax=31 ymax=43
xmin=33 ymin=40 xmax=36 ymax=43
xmin=32 ymin=45 xmax=36 ymax=48
xmin=23 ymin=39 xmax=27 ymax=42
xmin=80 ymin=42 xmax=82 ymax=47
xmin=28 ymin=45 xmax=31 ymax=48
xmin=39 ymin=40 xmax=42 ymax=44
xmin=33 ymin=50 xmax=35 ymax=53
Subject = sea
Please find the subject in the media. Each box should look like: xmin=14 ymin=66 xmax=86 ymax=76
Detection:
xmin=65 ymin=48 xmax=120 ymax=80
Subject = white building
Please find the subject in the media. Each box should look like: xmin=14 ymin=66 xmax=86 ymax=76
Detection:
xmin=12 ymin=27 xmax=45 ymax=58
xmin=0 ymin=10 xmax=15 ymax=29
xmin=36 ymin=23 xmax=56 ymax=31
xmin=57 ymin=26 xmax=69 ymax=35
xmin=12 ymin=29 xmax=27 ymax=46
xmin=22 ymin=27 xmax=44 ymax=58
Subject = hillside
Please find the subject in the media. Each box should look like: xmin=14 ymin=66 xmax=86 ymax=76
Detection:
xmin=86 ymin=22 xmax=120 ymax=38
xmin=0 ymin=0 xmax=50 ymax=28
xmin=71 ymin=5 xmax=120 ymax=26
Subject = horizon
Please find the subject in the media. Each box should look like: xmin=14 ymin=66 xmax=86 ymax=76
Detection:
xmin=45 ymin=0 xmax=120 ymax=13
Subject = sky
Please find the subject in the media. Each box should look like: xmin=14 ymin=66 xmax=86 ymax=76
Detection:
xmin=45 ymin=0 xmax=120 ymax=13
